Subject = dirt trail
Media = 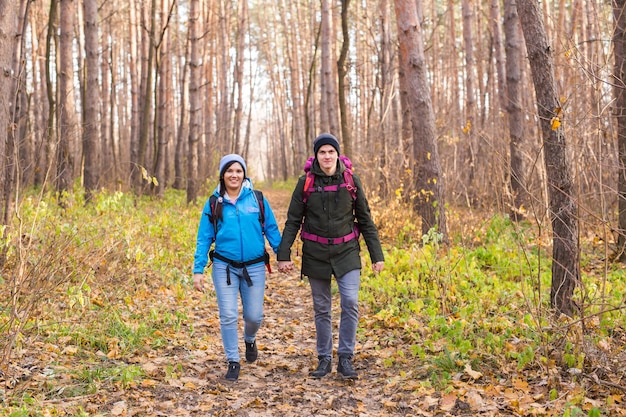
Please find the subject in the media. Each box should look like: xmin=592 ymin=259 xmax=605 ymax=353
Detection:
xmin=172 ymin=269 xmax=408 ymax=417
xmin=133 ymin=188 xmax=421 ymax=416
xmin=81 ymin=267 xmax=411 ymax=417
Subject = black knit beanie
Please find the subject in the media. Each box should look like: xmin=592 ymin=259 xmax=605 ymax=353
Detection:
xmin=313 ymin=133 xmax=340 ymax=155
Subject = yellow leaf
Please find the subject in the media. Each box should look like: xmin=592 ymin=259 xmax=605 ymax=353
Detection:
xmin=551 ymin=116 xmax=561 ymax=130
xmin=183 ymin=381 xmax=197 ymax=390
xmin=63 ymin=346 xmax=78 ymax=355
xmin=141 ymin=378 xmax=159 ymax=387
xmin=464 ymin=363 xmax=483 ymax=380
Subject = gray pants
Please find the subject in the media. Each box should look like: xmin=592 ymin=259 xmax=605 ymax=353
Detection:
xmin=309 ymin=269 xmax=361 ymax=359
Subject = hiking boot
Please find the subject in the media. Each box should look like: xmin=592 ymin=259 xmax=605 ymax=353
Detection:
xmin=309 ymin=357 xmax=332 ymax=378
xmin=224 ymin=361 xmax=240 ymax=381
xmin=337 ymin=356 xmax=358 ymax=380
xmin=245 ymin=340 xmax=258 ymax=363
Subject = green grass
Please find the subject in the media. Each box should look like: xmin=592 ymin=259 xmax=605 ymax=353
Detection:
xmin=360 ymin=213 xmax=626 ymax=393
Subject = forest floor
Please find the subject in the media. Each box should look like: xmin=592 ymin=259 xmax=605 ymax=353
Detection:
xmin=2 ymin=188 xmax=625 ymax=416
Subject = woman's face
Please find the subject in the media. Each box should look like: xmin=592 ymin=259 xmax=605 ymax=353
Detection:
xmin=316 ymin=144 xmax=338 ymax=175
xmin=223 ymin=162 xmax=245 ymax=193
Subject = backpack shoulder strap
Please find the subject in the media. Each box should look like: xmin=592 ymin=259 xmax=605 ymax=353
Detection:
xmin=210 ymin=191 xmax=265 ymax=232
xmin=342 ymin=169 xmax=357 ymax=201
xmin=302 ymin=171 xmax=315 ymax=204
xmin=302 ymin=156 xmax=316 ymax=204
xmin=252 ymin=190 xmax=265 ymax=231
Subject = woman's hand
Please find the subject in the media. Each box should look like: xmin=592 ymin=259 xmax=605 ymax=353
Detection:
xmin=193 ymin=273 xmax=206 ymax=292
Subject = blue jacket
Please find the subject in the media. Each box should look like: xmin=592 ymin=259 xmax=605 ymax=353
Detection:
xmin=193 ymin=179 xmax=282 ymax=274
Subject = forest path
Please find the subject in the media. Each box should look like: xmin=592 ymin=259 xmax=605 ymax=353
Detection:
xmin=128 ymin=187 xmax=432 ymax=416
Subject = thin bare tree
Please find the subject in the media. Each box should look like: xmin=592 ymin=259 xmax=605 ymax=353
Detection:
xmin=337 ymin=0 xmax=352 ymax=157
xmin=57 ymin=0 xmax=76 ymax=197
xmin=462 ymin=0 xmax=478 ymax=204
xmin=0 ymin=0 xmax=19 ymax=229
xmin=320 ymin=0 xmax=340 ymax=137
xmin=614 ymin=0 xmax=626 ymax=261
xmin=504 ymin=0 xmax=526 ymax=221
xmin=83 ymin=0 xmax=99 ymax=201
xmin=517 ymin=0 xmax=580 ymax=317
xmin=186 ymin=0 xmax=201 ymax=204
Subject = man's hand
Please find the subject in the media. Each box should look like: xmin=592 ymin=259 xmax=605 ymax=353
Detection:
xmin=372 ymin=261 xmax=385 ymax=273
xmin=193 ymin=273 xmax=206 ymax=292
xmin=277 ymin=261 xmax=294 ymax=273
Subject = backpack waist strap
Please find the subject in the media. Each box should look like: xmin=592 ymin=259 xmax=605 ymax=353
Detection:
xmin=300 ymin=225 xmax=360 ymax=245
xmin=209 ymin=250 xmax=269 ymax=286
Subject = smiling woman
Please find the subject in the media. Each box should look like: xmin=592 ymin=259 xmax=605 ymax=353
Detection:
xmin=192 ymin=153 xmax=283 ymax=382
xmin=220 ymin=156 xmax=246 ymax=197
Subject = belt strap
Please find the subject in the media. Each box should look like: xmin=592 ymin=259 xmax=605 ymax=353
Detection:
xmin=300 ymin=226 xmax=359 ymax=245
xmin=209 ymin=250 xmax=268 ymax=286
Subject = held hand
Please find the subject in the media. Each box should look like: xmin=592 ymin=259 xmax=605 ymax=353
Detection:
xmin=372 ymin=261 xmax=385 ymax=274
xmin=277 ymin=261 xmax=294 ymax=273
xmin=193 ymin=273 xmax=206 ymax=292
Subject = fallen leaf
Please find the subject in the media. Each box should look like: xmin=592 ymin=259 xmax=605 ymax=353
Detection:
xmin=464 ymin=363 xmax=482 ymax=380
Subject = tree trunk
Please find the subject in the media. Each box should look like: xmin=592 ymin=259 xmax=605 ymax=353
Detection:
xmin=233 ymin=0 xmax=247 ymax=156
xmin=491 ymin=0 xmax=506 ymax=113
xmin=186 ymin=0 xmax=201 ymax=204
xmin=393 ymin=0 xmax=447 ymax=242
xmin=129 ymin=2 xmax=140 ymax=190
xmin=504 ymin=0 xmax=526 ymax=221
xmin=173 ymin=35 xmax=189 ymax=190
xmin=278 ymin=0 xmax=305 ymax=176
xmin=153 ymin=0 xmax=174 ymax=197
xmin=337 ymin=0 xmax=351 ymax=157
xmin=462 ymin=0 xmax=477 ymax=204
xmin=83 ymin=0 xmax=99 ymax=201
xmin=137 ymin=0 xmax=157 ymax=192
xmin=57 ymin=0 xmax=75 ymax=197
xmin=378 ymin=0 xmax=392 ymax=195
xmin=517 ymin=0 xmax=580 ymax=317
xmin=320 ymin=0 xmax=332 ymax=133
xmin=614 ymin=0 xmax=626 ymax=261
xmin=218 ymin=0 xmax=232 ymax=151
xmin=0 ymin=0 xmax=19 ymax=228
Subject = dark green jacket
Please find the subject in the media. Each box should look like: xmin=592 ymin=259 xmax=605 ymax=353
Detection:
xmin=277 ymin=158 xmax=384 ymax=279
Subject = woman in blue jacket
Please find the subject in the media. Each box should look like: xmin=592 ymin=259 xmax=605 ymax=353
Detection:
xmin=193 ymin=154 xmax=282 ymax=381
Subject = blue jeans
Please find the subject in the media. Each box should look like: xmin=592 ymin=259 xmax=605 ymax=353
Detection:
xmin=309 ymin=269 xmax=360 ymax=360
xmin=212 ymin=261 xmax=266 ymax=363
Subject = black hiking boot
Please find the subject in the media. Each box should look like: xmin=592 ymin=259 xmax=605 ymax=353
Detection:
xmin=224 ymin=361 xmax=240 ymax=381
xmin=337 ymin=355 xmax=358 ymax=380
xmin=309 ymin=357 xmax=332 ymax=378
xmin=245 ymin=340 xmax=258 ymax=363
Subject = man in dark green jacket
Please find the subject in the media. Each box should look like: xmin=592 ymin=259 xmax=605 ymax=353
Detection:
xmin=277 ymin=133 xmax=385 ymax=380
